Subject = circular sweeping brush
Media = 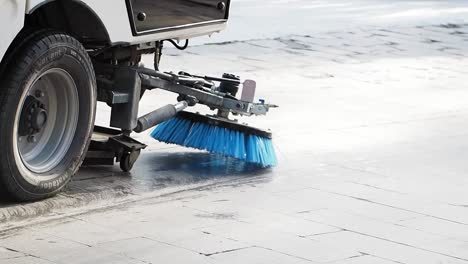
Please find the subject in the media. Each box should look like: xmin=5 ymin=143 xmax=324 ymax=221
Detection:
xmin=151 ymin=111 xmax=277 ymax=167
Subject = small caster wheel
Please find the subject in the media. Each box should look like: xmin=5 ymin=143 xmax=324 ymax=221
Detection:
xmin=120 ymin=150 xmax=141 ymax=172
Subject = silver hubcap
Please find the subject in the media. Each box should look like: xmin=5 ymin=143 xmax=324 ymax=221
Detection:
xmin=15 ymin=68 xmax=79 ymax=173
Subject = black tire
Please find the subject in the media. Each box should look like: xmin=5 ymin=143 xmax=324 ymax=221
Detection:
xmin=120 ymin=150 xmax=140 ymax=172
xmin=120 ymin=152 xmax=133 ymax=173
xmin=0 ymin=31 xmax=96 ymax=201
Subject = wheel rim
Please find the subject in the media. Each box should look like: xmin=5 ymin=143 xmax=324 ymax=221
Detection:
xmin=15 ymin=68 xmax=79 ymax=173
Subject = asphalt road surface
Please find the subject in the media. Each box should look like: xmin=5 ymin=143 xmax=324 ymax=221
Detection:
xmin=1 ymin=1 xmax=468 ymax=263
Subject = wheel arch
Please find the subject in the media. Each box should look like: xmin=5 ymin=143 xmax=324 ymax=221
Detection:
xmin=26 ymin=0 xmax=111 ymax=48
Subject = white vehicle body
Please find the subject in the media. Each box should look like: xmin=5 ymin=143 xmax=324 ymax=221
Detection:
xmin=0 ymin=0 xmax=227 ymax=63
xmin=0 ymin=1 xmax=26 ymax=63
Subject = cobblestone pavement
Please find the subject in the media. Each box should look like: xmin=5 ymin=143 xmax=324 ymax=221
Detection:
xmin=2 ymin=17 xmax=468 ymax=264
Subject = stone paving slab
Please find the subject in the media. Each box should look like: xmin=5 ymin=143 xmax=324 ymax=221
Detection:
xmin=2 ymin=12 xmax=468 ymax=264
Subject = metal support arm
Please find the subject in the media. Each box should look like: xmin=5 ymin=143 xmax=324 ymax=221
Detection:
xmin=138 ymin=70 xmax=275 ymax=116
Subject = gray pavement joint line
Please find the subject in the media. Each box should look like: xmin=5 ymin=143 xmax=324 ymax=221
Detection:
xmin=1 ymin=256 xmax=27 ymax=261
xmin=0 ymin=174 xmax=267 ymax=234
xmin=317 ymin=161 xmax=468 ymax=209
xmin=69 ymin=213 xmax=244 ymax=249
xmin=346 ymin=181 xmax=406 ymax=195
xmin=300 ymin=229 xmax=347 ymax=238
xmin=202 ymin=246 xmax=252 ymax=257
xmin=318 ymin=162 xmax=390 ymax=179
xmin=26 ymin=228 xmax=103 ymax=251
xmin=362 ymin=252 xmax=407 ymax=264
xmin=67 ymin=211 xmax=224 ymax=246
xmin=195 ymin=229 xmax=318 ymax=262
xmin=2 ymin=247 xmax=22 ymax=254
xmin=301 ymin=216 xmax=468 ymax=263
xmin=251 ymin=245 xmax=319 ymax=263
xmin=140 ymin=235 xmax=230 ymax=257
xmin=395 ymin=222 xmax=468 ymax=244
xmin=1 ymin=247 xmax=58 ymax=264
xmin=196 ymin=228 xmax=241 ymax=242
xmin=308 ymin=186 xmax=468 ymax=226
xmin=346 ymin=230 xmax=468 ymax=262
xmin=34 ymin=233 xmax=149 ymax=264
xmin=329 ymin=252 xmax=368 ymax=263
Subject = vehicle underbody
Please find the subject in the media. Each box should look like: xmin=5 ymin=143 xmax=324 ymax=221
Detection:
xmin=0 ymin=0 xmax=275 ymax=201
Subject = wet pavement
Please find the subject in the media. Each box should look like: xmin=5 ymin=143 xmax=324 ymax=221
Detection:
xmin=2 ymin=1 xmax=468 ymax=263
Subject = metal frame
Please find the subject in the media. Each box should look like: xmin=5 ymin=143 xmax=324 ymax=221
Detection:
xmin=95 ymin=64 xmax=275 ymax=132
xmin=91 ymin=64 xmax=276 ymax=171
xmin=84 ymin=126 xmax=147 ymax=168
xmin=137 ymin=68 xmax=274 ymax=116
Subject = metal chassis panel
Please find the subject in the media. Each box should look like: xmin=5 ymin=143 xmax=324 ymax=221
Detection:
xmin=84 ymin=126 xmax=147 ymax=166
xmin=125 ymin=0 xmax=231 ymax=37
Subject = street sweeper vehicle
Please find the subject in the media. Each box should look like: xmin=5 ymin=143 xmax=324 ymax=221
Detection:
xmin=0 ymin=0 xmax=277 ymax=202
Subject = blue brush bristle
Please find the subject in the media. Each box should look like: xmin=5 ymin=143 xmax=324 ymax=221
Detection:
xmin=151 ymin=116 xmax=277 ymax=167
